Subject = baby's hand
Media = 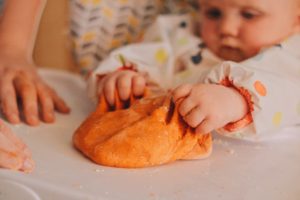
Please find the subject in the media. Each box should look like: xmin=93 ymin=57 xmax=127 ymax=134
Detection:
xmin=0 ymin=54 xmax=70 ymax=126
xmin=0 ymin=119 xmax=34 ymax=173
xmin=97 ymin=70 xmax=146 ymax=106
xmin=172 ymin=83 xmax=248 ymax=134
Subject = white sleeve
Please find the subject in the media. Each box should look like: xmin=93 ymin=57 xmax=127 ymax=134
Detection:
xmin=86 ymin=42 xmax=167 ymax=102
xmin=87 ymin=14 xmax=201 ymax=102
xmin=203 ymin=45 xmax=300 ymax=140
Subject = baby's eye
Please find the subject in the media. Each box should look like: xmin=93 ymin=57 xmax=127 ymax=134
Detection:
xmin=241 ymin=10 xmax=261 ymax=20
xmin=205 ymin=8 xmax=222 ymax=20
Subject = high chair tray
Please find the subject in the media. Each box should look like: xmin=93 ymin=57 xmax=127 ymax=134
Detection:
xmin=0 ymin=69 xmax=299 ymax=200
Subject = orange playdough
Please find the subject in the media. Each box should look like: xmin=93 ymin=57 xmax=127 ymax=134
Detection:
xmin=73 ymin=93 xmax=212 ymax=168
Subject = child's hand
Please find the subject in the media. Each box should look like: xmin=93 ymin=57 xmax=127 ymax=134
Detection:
xmin=172 ymin=83 xmax=248 ymax=134
xmin=97 ymin=70 xmax=146 ymax=106
xmin=0 ymin=54 xmax=70 ymax=126
xmin=0 ymin=119 xmax=34 ymax=173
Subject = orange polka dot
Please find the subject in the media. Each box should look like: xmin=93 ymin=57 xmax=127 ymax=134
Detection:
xmin=254 ymin=81 xmax=267 ymax=96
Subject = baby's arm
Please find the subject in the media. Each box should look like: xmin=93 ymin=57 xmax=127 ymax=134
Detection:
xmin=0 ymin=0 xmax=70 ymax=125
xmin=172 ymin=83 xmax=248 ymax=134
xmin=198 ymin=43 xmax=300 ymax=139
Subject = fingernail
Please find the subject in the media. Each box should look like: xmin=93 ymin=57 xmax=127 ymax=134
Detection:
xmin=10 ymin=114 xmax=20 ymax=124
xmin=28 ymin=116 xmax=39 ymax=126
xmin=22 ymin=158 xmax=35 ymax=173
xmin=45 ymin=113 xmax=54 ymax=123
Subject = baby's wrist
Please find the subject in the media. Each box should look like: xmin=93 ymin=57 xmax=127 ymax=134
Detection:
xmin=220 ymin=77 xmax=254 ymax=132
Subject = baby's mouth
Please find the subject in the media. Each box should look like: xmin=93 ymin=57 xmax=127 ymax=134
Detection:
xmin=217 ymin=46 xmax=245 ymax=62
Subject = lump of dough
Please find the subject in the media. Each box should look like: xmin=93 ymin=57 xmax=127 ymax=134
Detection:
xmin=73 ymin=94 xmax=212 ymax=168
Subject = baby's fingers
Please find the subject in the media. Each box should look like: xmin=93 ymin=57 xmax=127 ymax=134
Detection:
xmin=132 ymin=75 xmax=146 ymax=97
xmin=103 ymin=76 xmax=117 ymax=106
xmin=172 ymin=84 xmax=193 ymax=102
xmin=183 ymin=106 xmax=205 ymax=128
xmin=195 ymin=118 xmax=215 ymax=135
xmin=117 ymin=73 xmax=133 ymax=101
xmin=178 ymin=98 xmax=198 ymax=117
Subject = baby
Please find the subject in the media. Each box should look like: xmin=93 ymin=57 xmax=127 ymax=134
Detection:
xmin=88 ymin=0 xmax=300 ymax=140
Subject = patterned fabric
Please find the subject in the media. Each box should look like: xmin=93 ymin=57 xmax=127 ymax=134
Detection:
xmin=69 ymin=0 xmax=198 ymax=75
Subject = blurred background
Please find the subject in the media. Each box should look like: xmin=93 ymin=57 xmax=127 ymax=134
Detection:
xmin=32 ymin=0 xmax=198 ymax=74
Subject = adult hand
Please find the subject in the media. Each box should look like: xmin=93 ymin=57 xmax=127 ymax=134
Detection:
xmin=0 ymin=119 xmax=34 ymax=173
xmin=0 ymin=52 xmax=70 ymax=126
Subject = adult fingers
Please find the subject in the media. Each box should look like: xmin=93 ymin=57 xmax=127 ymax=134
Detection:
xmin=0 ymin=129 xmax=23 ymax=171
xmin=0 ymin=119 xmax=25 ymax=149
xmin=36 ymin=83 xmax=55 ymax=123
xmin=20 ymin=157 xmax=34 ymax=173
xmin=0 ymin=151 xmax=23 ymax=171
xmin=0 ymin=120 xmax=34 ymax=172
xmin=37 ymin=83 xmax=70 ymax=123
xmin=52 ymin=93 xmax=70 ymax=114
xmin=0 ymin=151 xmax=34 ymax=173
xmin=14 ymin=74 xmax=39 ymax=126
xmin=0 ymin=72 xmax=20 ymax=124
xmin=172 ymin=84 xmax=193 ymax=102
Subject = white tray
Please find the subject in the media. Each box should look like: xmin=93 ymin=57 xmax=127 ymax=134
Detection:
xmin=0 ymin=69 xmax=300 ymax=200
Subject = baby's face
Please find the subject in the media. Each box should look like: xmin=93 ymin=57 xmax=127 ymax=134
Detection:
xmin=199 ymin=0 xmax=300 ymax=62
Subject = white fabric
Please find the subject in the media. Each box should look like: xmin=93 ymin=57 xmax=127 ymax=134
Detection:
xmin=87 ymin=14 xmax=300 ymax=140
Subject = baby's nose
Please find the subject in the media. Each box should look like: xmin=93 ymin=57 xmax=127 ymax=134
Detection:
xmin=219 ymin=16 xmax=241 ymax=37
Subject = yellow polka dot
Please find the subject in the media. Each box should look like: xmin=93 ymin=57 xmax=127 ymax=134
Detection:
xmin=103 ymin=7 xmax=113 ymax=18
xmin=118 ymin=0 xmax=129 ymax=4
xmin=254 ymin=81 xmax=267 ymax=96
xmin=110 ymin=39 xmax=121 ymax=49
xmin=80 ymin=0 xmax=89 ymax=5
xmin=177 ymin=38 xmax=189 ymax=46
xmin=92 ymin=0 xmax=101 ymax=5
xmin=83 ymin=32 xmax=96 ymax=42
xmin=272 ymin=112 xmax=283 ymax=126
xmin=79 ymin=58 xmax=91 ymax=68
xmin=128 ymin=16 xmax=139 ymax=27
xmin=155 ymin=48 xmax=168 ymax=64
xmin=178 ymin=70 xmax=193 ymax=80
